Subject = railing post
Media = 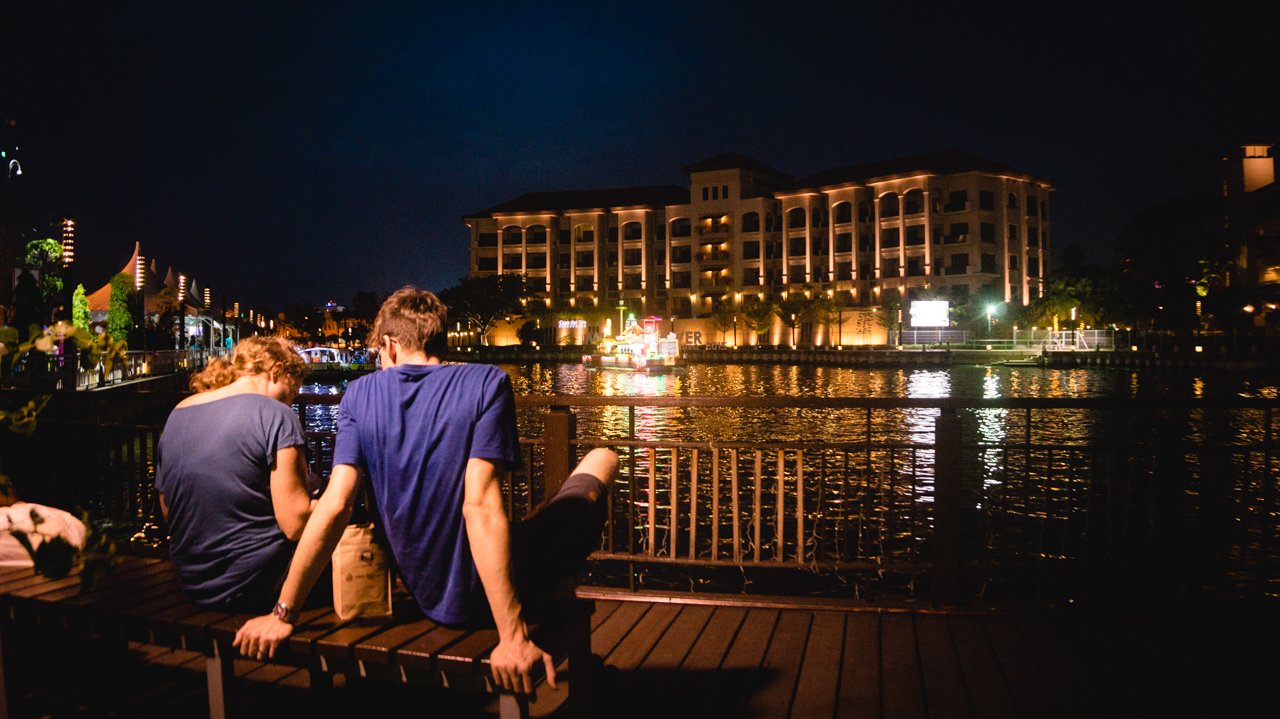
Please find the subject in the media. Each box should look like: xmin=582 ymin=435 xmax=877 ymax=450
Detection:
xmin=932 ymin=406 xmax=965 ymax=607
xmin=542 ymin=405 xmax=576 ymax=500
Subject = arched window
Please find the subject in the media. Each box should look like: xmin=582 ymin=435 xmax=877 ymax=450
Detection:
xmin=503 ymin=226 xmax=522 ymax=244
xmin=526 ymin=225 xmax=547 ymax=244
xmin=788 ymin=208 xmax=807 ymax=229
xmin=670 ymin=218 xmax=691 ymax=238
xmin=903 ymin=189 xmax=924 ymax=215
xmin=879 ymin=194 xmax=899 ymax=218
xmin=622 ymin=221 xmax=642 ymax=241
xmin=1007 ymin=193 xmax=1019 ymax=209
xmin=833 ymin=202 xmax=852 ymax=224
xmin=573 ymin=223 xmax=595 ymax=243
xmin=742 ymin=212 xmax=760 ymax=232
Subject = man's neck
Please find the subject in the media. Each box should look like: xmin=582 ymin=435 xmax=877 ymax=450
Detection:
xmin=387 ymin=352 xmax=441 ymax=367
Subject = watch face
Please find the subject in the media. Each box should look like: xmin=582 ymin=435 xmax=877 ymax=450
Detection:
xmin=273 ymin=602 xmax=291 ymax=621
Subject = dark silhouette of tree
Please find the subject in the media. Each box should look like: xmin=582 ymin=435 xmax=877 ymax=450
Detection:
xmin=107 ymin=273 xmax=133 ymax=344
xmin=740 ymin=297 xmax=775 ymax=346
xmin=436 ymin=274 xmax=528 ymax=345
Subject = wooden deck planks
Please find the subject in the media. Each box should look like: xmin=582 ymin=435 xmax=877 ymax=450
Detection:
xmin=742 ymin=609 xmax=813 ymax=717
xmin=837 ymin=611 xmax=880 ymax=719
xmin=881 ymin=612 xmax=928 ymax=719
xmin=789 ymin=610 xmax=845 ymax=719
xmin=983 ymin=615 xmax=1060 ymax=719
xmin=948 ymin=615 xmax=1017 ymax=719
xmin=914 ymin=613 xmax=971 ymax=719
xmin=696 ymin=608 xmax=779 ymax=716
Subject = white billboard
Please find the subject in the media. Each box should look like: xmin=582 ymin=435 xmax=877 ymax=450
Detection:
xmin=909 ymin=300 xmax=950 ymax=328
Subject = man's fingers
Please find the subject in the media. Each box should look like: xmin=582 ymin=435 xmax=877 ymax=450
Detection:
xmin=542 ymin=653 xmax=558 ymax=689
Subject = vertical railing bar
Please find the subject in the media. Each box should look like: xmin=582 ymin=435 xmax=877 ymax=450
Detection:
xmin=670 ymin=448 xmax=680 ymax=560
xmin=753 ymin=450 xmax=762 ymax=563
xmin=775 ymin=450 xmax=785 ymax=562
xmin=1261 ymin=407 xmax=1274 ymax=596
xmin=711 ymin=448 xmax=721 ymax=562
xmin=648 ymin=448 xmax=657 ymax=557
xmin=731 ymin=448 xmax=741 ymax=563
xmin=689 ymin=448 xmax=700 ymax=560
xmin=796 ymin=449 xmax=805 ymax=565
xmin=909 ymin=444 xmax=919 ymax=564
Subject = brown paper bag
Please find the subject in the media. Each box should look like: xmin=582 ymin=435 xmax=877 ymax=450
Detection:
xmin=331 ymin=522 xmax=392 ymax=621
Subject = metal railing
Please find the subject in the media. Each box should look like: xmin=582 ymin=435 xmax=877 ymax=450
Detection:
xmin=6 ymin=391 xmax=1277 ymax=607
xmin=4 ymin=349 xmax=215 ymax=391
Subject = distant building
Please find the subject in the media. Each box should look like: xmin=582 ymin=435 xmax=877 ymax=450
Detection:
xmin=1223 ymin=143 xmax=1280 ymax=289
xmin=464 ymin=149 xmax=1052 ymax=319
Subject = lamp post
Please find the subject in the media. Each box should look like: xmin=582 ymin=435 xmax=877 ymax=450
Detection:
xmin=616 ymin=301 xmax=626 ymax=334
xmin=986 ymin=303 xmax=999 ymax=338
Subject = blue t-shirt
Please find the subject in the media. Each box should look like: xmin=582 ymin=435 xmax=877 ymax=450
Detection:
xmin=332 ymin=363 xmax=520 ymax=625
xmin=155 ymin=393 xmax=306 ymax=610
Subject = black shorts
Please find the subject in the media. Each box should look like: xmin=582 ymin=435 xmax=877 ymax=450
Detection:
xmin=509 ymin=472 xmax=608 ymax=620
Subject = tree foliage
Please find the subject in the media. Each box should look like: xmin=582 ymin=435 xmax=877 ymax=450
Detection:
xmin=22 ymin=238 xmax=64 ymax=313
xmin=71 ymin=284 xmax=90 ymax=331
xmin=107 ymin=273 xmax=133 ymax=343
xmin=740 ymin=297 xmax=776 ymax=344
xmin=436 ymin=274 xmax=528 ymax=345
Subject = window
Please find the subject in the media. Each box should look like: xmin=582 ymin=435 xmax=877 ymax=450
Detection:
xmin=576 ymin=251 xmax=594 ymax=266
xmin=527 ymin=252 xmax=546 ymax=268
xmin=742 ymin=212 xmax=760 ymax=232
xmin=979 ymin=191 xmax=995 ymax=211
xmin=477 ymin=232 xmax=498 ymax=247
xmin=557 ymin=251 xmax=571 ymax=269
xmin=623 ymin=222 xmax=642 ymax=241
xmin=671 ymin=245 xmax=691 ymax=263
xmin=883 ymin=257 xmax=900 ymax=276
xmin=811 ymin=209 xmax=826 ymax=228
xmin=742 ymin=241 xmax=760 ymax=260
xmin=711 ymin=186 xmax=719 ymax=200
xmin=947 ymin=222 xmax=969 ymax=244
xmin=905 ymin=226 xmax=925 ymax=246
xmin=881 ymin=227 xmax=901 ymax=248
xmin=788 ymin=208 xmax=806 ymax=229
xmin=980 ymin=254 xmax=996 ymax=273
xmin=859 ymin=261 xmax=872 ymax=278
xmin=722 ymin=185 xmax=729 ymax=198
xmin=880 ymin=194 xmax=899 ymax=217
xmin=903 ymin=189 xmax=924 ymax=215
xmin=932 ymin=225 xmax=943 ymax=244
xmin=576 ymin=228 xmax=594 ymax=243
xmin=836 ymin=262 xmax=852 ymax=280
xmin=835 ymin=232 xmax=852 ymax=253
xmin=789 ymin=265 xmax=806 ymax=282
xmin=502 ymin=254 xmax=522 ymax=270
xmin=948 ymin=253 xmax=969 ymax=274
xmin=608 ymin=227 xmax=618 ymax=243
xmin=503 ymin=226 xmax=522 ymax=244
xmin=1027 ymin=225 xmax=1039 ymax=247
xmin=558 ymin=277 xmax=570 ymax=292
xmin=1007 ymin=193 xmax=1018 ymax=209
xmin=812 ymin=266 xmax=828 ymax=282
xmin=671 ymin=218 xmax=691 ymax=237
xmin=624 ymin=249 xmax=642 ymax=265
xmin=944 ymin=190 xmax=968 ymax=212
xmin=906 ymin=258 xmax=924 ymax=276
xmin=789 ymin=237 xmax=806 ymax=255
xmin=812 ymin=237 xmax=829 ymax=255
xmin=858 ymin=234 xmax=872 ymax=252
xmin=1028 ymin=258 xmax=1040 ymax=277
xmin=559 ymin=229 xmax=570 ymax=244
xmin=742 ymin=267 xmax=760 ymax=285
xmin=526 ymin=225 xmax=547 ymax=244
xmin=702 ymin=187 xmax=709 ymax=200
xmin=624 ymin=274 xmax=642 ymax=290
xmin=477 ymin=257 xmax=497 ymax=271
xmin=1008 ymin=225 xmax=1020 ymax=248
xmin=671 ymin=271 xmax=690 ymax=288
xmin=654 ymin=246 xmax=666 ymax=264
xmin=932 ymin=257 xmax=944 ymax=276
xmin=606 ymin=251 xmax=617 ymax=267
xmin=834 ymin=202 xmax=852 ymax=224
xmin=980 ymin=223 xmax=996 ymax=243
xmin=858 ymin=202 xmax=871 ymax=223
xmin=1026 ymin=196 xmax=1038 ymax=216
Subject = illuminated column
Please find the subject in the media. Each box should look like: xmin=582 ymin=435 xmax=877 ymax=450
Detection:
xmin=922 ymin=189 xmax=932 ymax=275
xmin=203 ymin=287 xmax=211 ymax=309
xmin=804 ymin=200 xmax=813 ymax=284
xmin=827 ymin=195 xmax=836 ymax=281
xmin=135 ymin=253 xmax=146 ymax=291
xmin=178 ymin=273 xmax=187 ymax=303
xmin=872 ymin=193 xmax=882 ymax=279
xmin=60 ymin=218 xmax=75 ymax=266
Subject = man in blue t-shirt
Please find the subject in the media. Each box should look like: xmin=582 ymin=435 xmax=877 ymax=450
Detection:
xmin=233 ymin=286 xmax=616 ymax=695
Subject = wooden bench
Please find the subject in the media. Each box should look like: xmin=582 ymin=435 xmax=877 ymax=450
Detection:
xmin=0 ymin=554 xmax=593 ymax=718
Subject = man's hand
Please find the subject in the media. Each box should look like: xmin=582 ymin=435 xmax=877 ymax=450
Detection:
xmin=232 ymin=615 xmax=294 ymax=660
xmin=489 ymin=635 xmax=557 ymax=694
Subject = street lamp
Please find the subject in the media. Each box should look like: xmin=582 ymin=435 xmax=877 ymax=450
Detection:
xmin=986 ymin=303 xmax=999 ymax=337
xmin=616 ymin=301 xmax=626 ymax=333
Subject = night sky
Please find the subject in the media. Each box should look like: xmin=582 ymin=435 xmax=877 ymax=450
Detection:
xmin=3 ymin=3 xmax=1278 ymax=311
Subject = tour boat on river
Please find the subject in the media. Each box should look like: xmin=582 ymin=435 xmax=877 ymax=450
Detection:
xmin=582 ymin=315 xmax=686 ymax=375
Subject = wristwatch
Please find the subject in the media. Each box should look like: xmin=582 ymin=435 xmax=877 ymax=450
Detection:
xmin=272 ymin=600 xmax=296 ymax=624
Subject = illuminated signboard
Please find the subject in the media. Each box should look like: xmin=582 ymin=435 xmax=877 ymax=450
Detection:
xmin=557 ymin=320 xmax=587 ymax=329
xmin=909 ymin=300 xmax=949 ymax=328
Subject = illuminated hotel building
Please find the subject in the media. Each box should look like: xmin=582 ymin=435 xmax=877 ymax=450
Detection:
xmin=465 ymin=150 xmax=1051 ymax=318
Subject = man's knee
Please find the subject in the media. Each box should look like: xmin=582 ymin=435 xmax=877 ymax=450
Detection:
xmin=574 ymin=448 xmax=618 ymax=486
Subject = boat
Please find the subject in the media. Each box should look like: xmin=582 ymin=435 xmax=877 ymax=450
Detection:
xmin=296 ymin=346 xmax=377 ymax=372
xmin=1000 ymin=356 xmax=1044 ymax=367
xmin=582 ymin=315 xmax=687 ymax=374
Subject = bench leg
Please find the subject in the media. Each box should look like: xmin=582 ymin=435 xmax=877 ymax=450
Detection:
xmin=206 ymin=643 xmax=234 ymax=719
xmin=498 ymin=693 xmax=529 ymax=719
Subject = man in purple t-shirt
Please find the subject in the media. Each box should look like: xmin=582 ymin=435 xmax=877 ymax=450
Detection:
xmin=233 ymin=286 xmax=616 ymax=695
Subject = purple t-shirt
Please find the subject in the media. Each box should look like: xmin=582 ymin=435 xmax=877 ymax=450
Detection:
xmin=155 ymin=393 xmax=306 ymax=610
xmin=332 ymin=363 xmax=520 ymax=625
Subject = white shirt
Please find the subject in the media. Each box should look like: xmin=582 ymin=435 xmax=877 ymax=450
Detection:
xmin=0 ymin=502 xmax=88 ymax=568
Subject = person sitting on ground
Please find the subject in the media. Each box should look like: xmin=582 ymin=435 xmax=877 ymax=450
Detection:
xmin=233 ymin=286 xmax=617 ymax=695
xmin=0 ymin=475 xmax=87 ymax=568
xmin=154 ymin=335 xmax=321 ymax=612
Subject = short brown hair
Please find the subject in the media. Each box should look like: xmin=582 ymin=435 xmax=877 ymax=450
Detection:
xmin=369 ymin=286 xmax=448 ymax=356
xmin=189 ymin=335 xmax=309 ymax=392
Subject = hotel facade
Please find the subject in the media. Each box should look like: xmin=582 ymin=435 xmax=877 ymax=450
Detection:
xmin=465 ymin=150 xmax=1052 ymax=324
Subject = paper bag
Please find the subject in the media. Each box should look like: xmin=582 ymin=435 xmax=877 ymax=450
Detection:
xmin=331 ymin=522 xmax=392 ymax=621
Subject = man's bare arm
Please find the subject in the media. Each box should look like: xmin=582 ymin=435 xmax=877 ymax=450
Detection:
xmin=232 ymin=463 xmax=360 ymax=660
xmin=463 ymin=457 xmax=556 ymax=694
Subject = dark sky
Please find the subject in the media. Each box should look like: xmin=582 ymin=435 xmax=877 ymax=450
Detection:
xmin=3 ymin=2 xmax=1278 ymax=311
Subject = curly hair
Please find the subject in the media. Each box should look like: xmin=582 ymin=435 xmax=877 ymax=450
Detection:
xmin=367 ymin=286 xmax=448 ymax=356
xmin=189 ymin=335 xmax=308 ymax=392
